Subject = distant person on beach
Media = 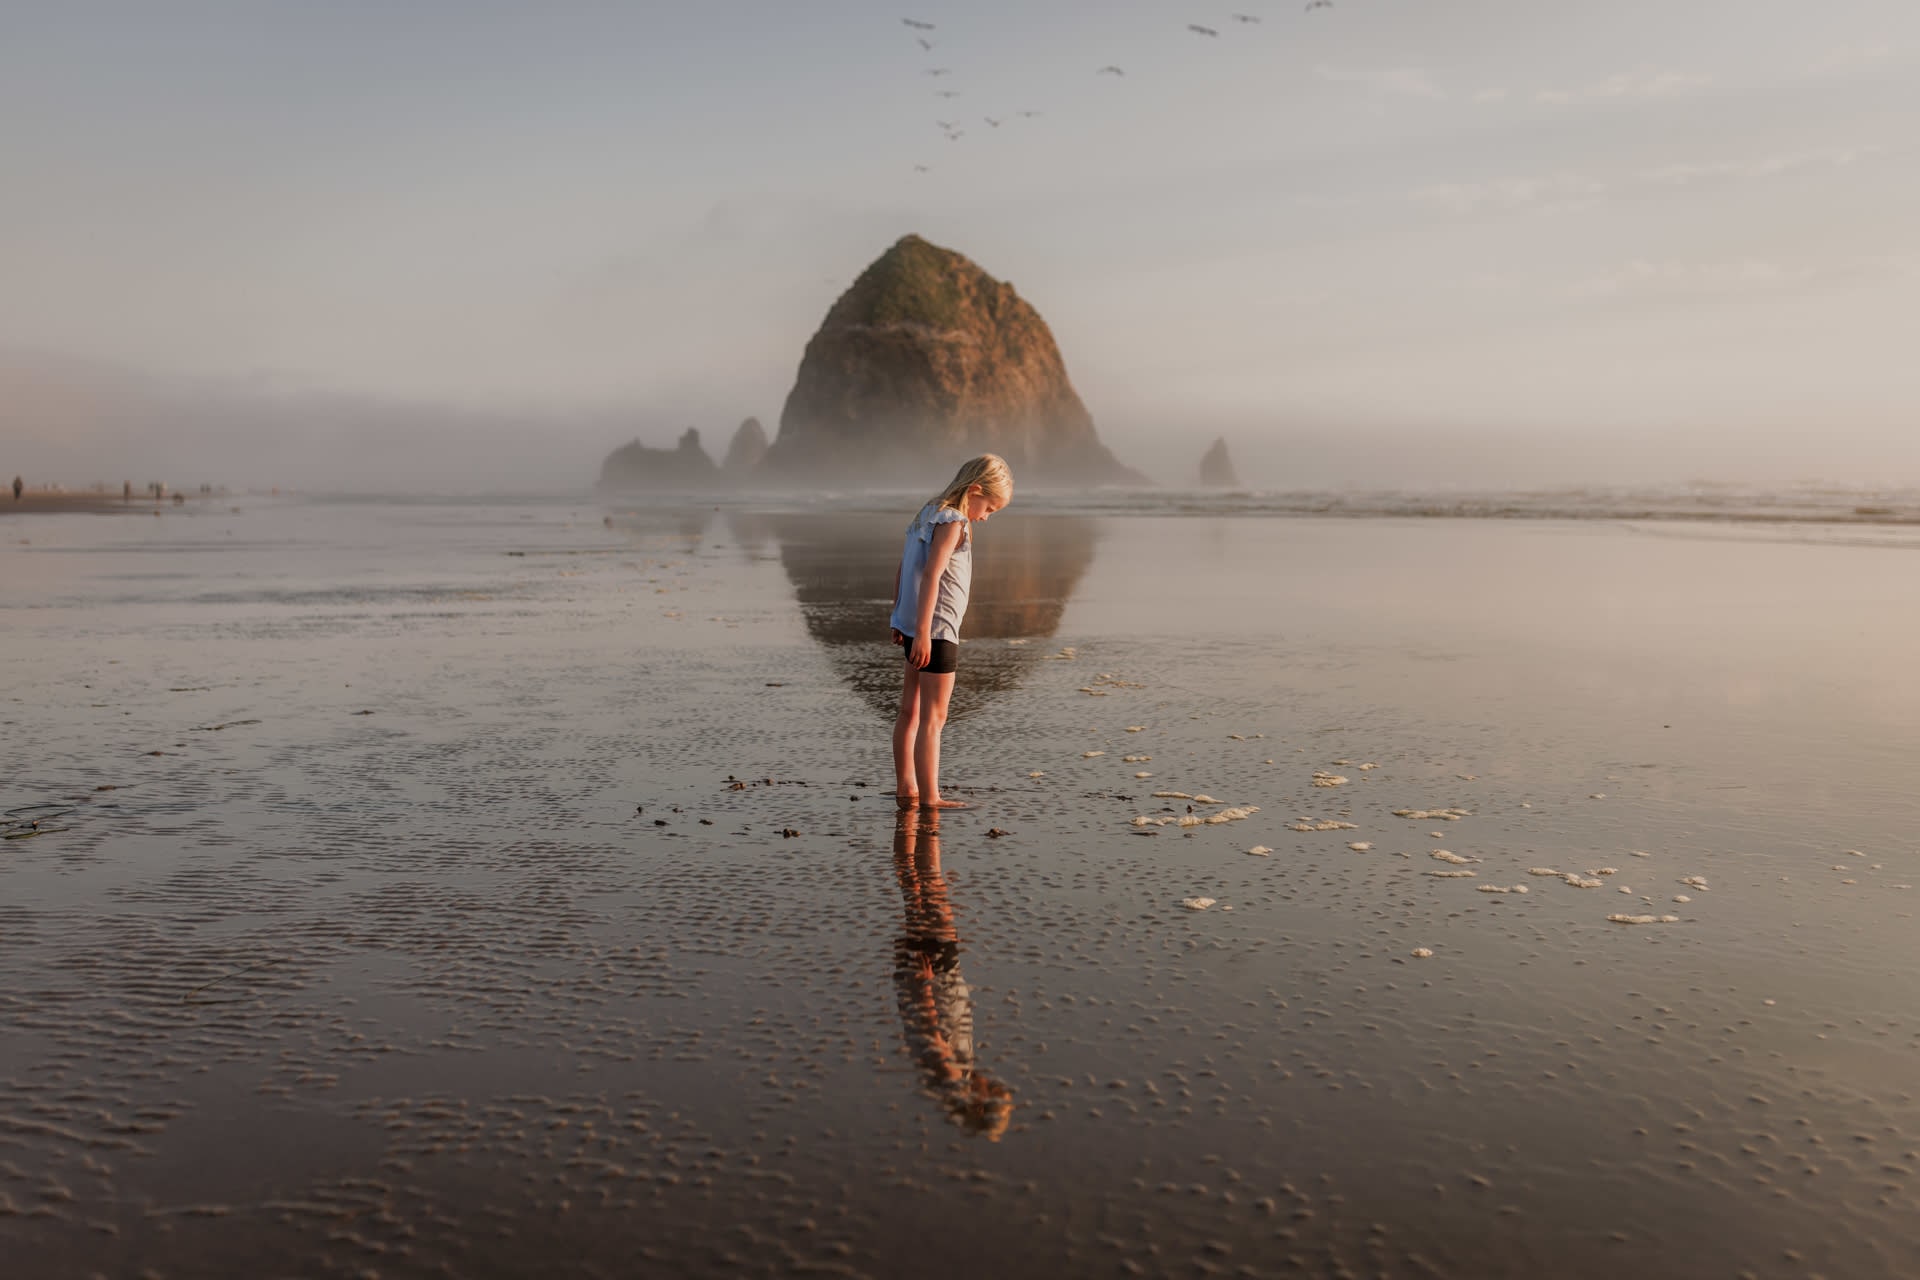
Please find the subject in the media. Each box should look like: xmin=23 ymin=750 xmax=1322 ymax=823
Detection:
xmin=11 ymin=476 xmax=20 ymax=501
xmin=890 ymin=453 xmax=1013 ymax=809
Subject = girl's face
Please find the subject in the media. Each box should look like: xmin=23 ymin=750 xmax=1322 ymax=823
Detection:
xmin=964 ymin=486 xmax=1008 ymax=522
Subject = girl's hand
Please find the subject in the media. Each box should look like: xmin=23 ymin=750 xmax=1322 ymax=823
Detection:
xmin=908 ymin=635 xmax=931 ymax=669
xmin=891 ymin=628 xmax=906 ymax=646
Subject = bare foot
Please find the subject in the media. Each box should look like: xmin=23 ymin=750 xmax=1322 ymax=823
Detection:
xmin=922 ymin=797 xmax=969 ymax=810
xmin=895 ymin=793 xmax=920 ymax=809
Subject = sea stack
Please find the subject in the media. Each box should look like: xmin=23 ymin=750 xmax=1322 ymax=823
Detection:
xmin=1198 ymin=437 xmax=1238 ymax=487
xmin=722 ymin=417 xmax=769 ymax=475
xmin=597 ymin=427 xmax=719 ymax=491
xmin=763 ymin=234 xmax=1142 ymax=485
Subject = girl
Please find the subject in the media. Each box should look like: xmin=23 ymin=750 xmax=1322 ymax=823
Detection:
xmin=890 ymin=454 xmax=1013 ymax=809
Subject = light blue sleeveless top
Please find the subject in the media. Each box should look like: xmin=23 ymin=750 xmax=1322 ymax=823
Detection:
xmin=889 ymin=503 xmax=972 ymax=642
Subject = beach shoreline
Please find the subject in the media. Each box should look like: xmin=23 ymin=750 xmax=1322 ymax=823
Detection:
xmin=1 ymin=491 xmax=177 ymax=515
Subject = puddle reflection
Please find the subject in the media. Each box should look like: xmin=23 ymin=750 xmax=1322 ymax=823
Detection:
xmin=740 ymin=511 xmax=1098 ymax=721
xmin=891 ymin=807 xmax=1014 ymax=1139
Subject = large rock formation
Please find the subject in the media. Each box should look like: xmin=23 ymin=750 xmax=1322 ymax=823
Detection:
xmin=722 ymin=417 xmax=769 ymax=475
xmin=597 ymin=427 xmax=718 ymax=491
xmin=764 ymin=235 xmax=1142 ymax=485
xmin=1198 ymin=437 xmax=1239 ymax=487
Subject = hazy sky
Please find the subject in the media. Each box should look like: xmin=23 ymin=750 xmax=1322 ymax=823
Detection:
xmin=3 ymin=0 xmax=1916 ymax=489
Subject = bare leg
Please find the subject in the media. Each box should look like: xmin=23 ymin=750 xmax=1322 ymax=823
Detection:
xmin=894 ymin=660 xmax=923 ymax=805
xmin=914 ymin=671 xmax=967 ymax=808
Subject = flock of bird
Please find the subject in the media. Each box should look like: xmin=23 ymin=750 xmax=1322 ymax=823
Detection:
xmin=899 ymin=5 xmax=1341 ymax=174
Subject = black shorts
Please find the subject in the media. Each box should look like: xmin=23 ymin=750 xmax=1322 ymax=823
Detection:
xmin=896 ymin=634 xmax=958 ymax=675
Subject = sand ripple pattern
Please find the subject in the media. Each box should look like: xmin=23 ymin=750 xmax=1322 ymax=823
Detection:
xmin=2 ymin=501 xmax=1918 ymax=1278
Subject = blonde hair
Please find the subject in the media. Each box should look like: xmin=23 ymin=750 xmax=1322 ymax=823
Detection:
xmin=930 ymin=454 xmax=1013 ymax=514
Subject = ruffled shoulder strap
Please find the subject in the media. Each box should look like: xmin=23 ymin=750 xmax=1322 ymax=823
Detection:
xmin=912 ymin=503 xmax=967 ymax=541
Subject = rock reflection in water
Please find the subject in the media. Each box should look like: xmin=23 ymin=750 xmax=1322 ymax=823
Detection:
xmin=738 ymin=511 xmax=1097 ymax=721
xmin=891 ymin=808 xmax=1014 ymax=1139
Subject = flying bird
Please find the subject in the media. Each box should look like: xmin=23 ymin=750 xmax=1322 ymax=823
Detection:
xmin=1097 ymin=65 xmax=1125 ymax=76
xmin=916 ymin=37 xmax=935 ymax=51
xmin=935 ymin=119 xmax=955 ymax=129
xmin=945 ymin=130 xmax=965 ymax=141
xmin=914 ymin=164 xmax=930 ymax=172
xmin=1017 ymin=108 xmax=1043 ymax=117
xmin=984 ymin=116 xmax=1001 ymax=127
xmin=1305 ymin=0 xmax=1333 ymax=9
xmin=1188 ymin=23 xmax=1219 ymax=36
xmin=902 ymin=18 xmax=935 ymax=30
xmin=935 ymin=89 xmax=961 ymax=97
xmin=926 ymin=68 xmax=951 ymax=76
xmin=1232 ymin=12 xmax=1261 ymax=21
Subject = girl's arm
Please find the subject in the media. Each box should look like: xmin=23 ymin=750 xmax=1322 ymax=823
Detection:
xmin=908 ymin=520 xmax=966 ymax=669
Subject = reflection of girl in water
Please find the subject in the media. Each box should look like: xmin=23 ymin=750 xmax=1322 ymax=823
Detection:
xmin=891 ymin=809 xmax=1014 ymax=1139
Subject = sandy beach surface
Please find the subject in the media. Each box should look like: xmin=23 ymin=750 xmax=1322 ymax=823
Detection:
xmin=2 ymin=492 xmax=156 ymax=515
xmin=4 ymin=495 xmax=1920 ymax=1278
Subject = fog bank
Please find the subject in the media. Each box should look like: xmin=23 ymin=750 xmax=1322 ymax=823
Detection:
xmin=7 ymin=348 xmax=1917 ymax=497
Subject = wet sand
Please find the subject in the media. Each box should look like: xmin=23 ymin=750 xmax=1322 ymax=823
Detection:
xmin=4 ymin=499 xmax=1920 ymax=1278
xmin=1 ymin=492 xmax=148 ymax=515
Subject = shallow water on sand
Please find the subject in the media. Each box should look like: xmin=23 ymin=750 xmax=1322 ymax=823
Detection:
xmin=4 ymin=497 xmax=1920 ymax=1278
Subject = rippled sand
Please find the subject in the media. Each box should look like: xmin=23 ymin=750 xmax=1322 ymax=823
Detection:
xmin=3 ymin=498 xmax=1920 ymax=1278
